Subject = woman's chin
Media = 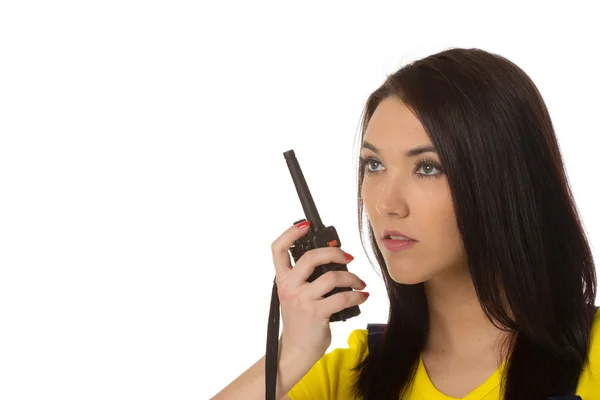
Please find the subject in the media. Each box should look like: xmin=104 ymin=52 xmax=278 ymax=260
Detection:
xmin=387 ymin=267 xmax=429 ymax=285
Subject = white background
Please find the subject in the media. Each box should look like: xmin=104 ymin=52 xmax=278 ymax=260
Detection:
xmin=0 ymin=1 xmax=598 ymax=399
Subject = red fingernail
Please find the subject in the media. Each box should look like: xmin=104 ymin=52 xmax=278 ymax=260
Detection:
xmin=360 ymin=279 xmax=367 ymax=288
xmin=296 ymin=221 xmax=310 ymax=229
xmin=343 ymin=251 xmax=354 ymax=261
xmin=362 ymin=292 xmax=370 ymax=299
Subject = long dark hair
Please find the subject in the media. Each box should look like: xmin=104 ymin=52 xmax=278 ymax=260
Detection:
xmin=349 ymin=48 xmax=597 ymax=400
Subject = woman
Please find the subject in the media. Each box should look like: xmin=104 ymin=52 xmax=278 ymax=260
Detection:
xmin=212 ymin=47 xmax=599 ymax=399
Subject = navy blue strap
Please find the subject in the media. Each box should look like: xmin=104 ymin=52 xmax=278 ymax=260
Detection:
xmin=365 ymin=305 xmax=598 ymax=399
xmin=558 ymin=305 xmax=600 ymax=399
xmin=366 ymin=323 xmax=386 ymax=352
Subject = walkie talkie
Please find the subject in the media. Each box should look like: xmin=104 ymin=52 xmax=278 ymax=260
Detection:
xmin=264 ymin=149 xmax=361 ymax=400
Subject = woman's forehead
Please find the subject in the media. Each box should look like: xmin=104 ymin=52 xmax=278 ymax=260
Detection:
xmin=363 ymin=97 xmax=428 ymax=146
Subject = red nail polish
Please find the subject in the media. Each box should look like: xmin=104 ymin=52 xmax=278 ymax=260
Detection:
xmin=362 ymin=292 xmax=370 ymax=299
xmin=296 ymin=221 xmax=310 ymax=229
xmin=343 ymin=252 xmax=354 ymax=261
xmin=360 ymin=279 xmax=367 ymax=288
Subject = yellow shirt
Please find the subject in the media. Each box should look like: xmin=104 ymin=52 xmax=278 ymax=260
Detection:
xmin=288 ymin=308 xmax=600 ymax=399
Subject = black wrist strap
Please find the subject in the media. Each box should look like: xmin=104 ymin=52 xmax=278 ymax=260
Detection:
xmin=265 ymin=276 xmax=280 ymax=400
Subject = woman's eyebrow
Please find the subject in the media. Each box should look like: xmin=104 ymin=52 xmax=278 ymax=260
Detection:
xmin=361 ymin=141 xmax=437 ymax=157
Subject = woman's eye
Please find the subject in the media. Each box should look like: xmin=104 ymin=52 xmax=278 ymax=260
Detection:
xmin=366 ymin=159 xmax=383 ymax=172
xmin=415 ymin=160 xmax=443 ymax=178
xmin=417 ymin=164 xmax=440 ymax=175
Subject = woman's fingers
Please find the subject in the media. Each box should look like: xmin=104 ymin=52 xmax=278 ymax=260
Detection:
xmin=283 ymin=246 xmax=354 ymax=289
xmin=271 ymin=221 xmax=311 ymax=286
xmin=300 ymin=270 xmax=366 ymax=301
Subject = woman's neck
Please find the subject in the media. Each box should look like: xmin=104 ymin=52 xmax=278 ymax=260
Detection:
xmin=423 ymin=265 xmax=511 ymax=362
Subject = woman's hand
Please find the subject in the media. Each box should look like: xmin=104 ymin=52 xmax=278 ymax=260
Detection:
xmin=271 ymin=221 xmax=369 ymax=362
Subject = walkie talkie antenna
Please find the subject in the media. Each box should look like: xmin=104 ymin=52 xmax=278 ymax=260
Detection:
xmin=283 ymin=150 xmax=324 ymax=232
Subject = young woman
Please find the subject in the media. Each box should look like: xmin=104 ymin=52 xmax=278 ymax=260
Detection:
xmin=212 ymin=48 xmax=599 ymax=400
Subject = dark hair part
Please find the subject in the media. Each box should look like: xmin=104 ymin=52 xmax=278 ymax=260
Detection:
xmin=349 ymin=48 xmax=597 ymax=399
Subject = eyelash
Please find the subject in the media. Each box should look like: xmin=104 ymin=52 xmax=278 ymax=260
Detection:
xmin=358 ymin=156 xmax=444 ymax=179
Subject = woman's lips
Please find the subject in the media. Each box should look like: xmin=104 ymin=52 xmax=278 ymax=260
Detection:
xmin=382 ymin=238 xmax=417 ymax=252
xmin=382 ymin=229 xmax=416 ymax=240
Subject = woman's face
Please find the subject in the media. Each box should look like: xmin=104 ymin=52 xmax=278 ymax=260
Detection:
xmin=360 ymin=96 xmax=467 ymax=285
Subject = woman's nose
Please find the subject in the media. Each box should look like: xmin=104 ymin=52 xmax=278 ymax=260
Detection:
xmin=375 ymin=184 xmax=408 ymax=217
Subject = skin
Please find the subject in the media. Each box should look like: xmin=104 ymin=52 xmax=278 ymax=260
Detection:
xmin=360 ymin=96 xmax=510 ymax=396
